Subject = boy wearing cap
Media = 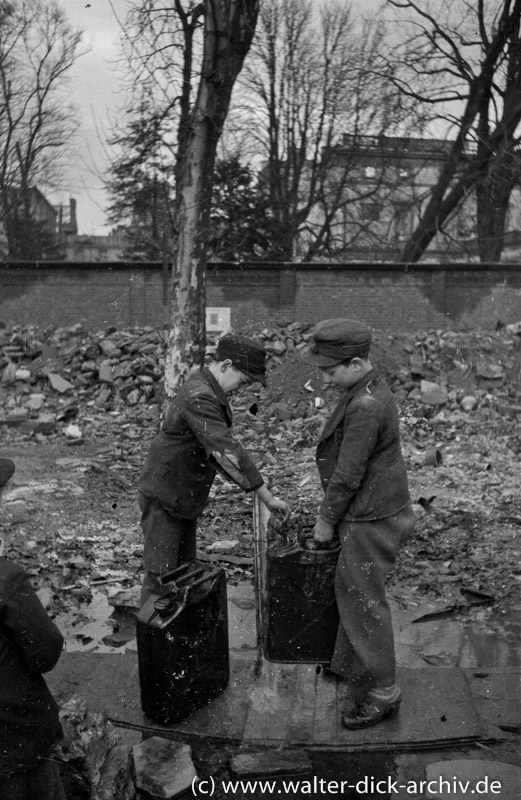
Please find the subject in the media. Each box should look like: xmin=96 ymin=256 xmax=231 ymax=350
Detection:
xmin=303 ymin=319 xmax=415 ymax=730
xmin=0 ymin=458 xmax=66 ymax=799
xmin=137 ymin=334 xmax=290 ymax=605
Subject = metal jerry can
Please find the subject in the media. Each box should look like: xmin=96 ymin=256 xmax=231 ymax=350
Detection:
xmin=136 ymin=561 xmax=229 ymax=724
xmin=263 ymin=526 xmax=340 ymax=664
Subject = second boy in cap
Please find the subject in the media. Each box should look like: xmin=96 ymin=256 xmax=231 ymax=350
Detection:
xmin=303 ymin=318 xmax=416 ymax=730
xmin=137 ymin=334 xmax=291 ymax=605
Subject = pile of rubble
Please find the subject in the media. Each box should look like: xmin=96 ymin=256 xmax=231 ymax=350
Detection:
xmin=2 ymin=319 xmax=521 ymax=444
xmin=4 ymin=318 xmax=521 ymax=625
xmin=0 ymin=324 xmax=167 ymax=441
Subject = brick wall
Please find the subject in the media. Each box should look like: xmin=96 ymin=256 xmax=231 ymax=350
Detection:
xmin=1 ymin=260 xmax=520 ymax=332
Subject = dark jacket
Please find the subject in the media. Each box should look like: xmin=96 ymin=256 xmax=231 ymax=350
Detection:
xmin=316 ymin=369 xmax=411 ymax=524
xmin=138 ymin=368 xmax=263 ymax=518
xmin=0 ymin=558 xmax=63 ymax=778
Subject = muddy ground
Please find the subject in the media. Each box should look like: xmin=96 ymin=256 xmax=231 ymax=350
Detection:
xmin=2 ymin=322 xmax=521 ymax=641
xmin=2 ymin=383 xmax=521 ymax=641
xmin=3 ymin=322 xmax=521 ymax=797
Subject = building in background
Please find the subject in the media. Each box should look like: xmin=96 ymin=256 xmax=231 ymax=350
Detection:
xmin=55 ymin=198 xmax=127 ymax=261
xmin=0 ymin=187 xmax=63 ymax=260
xmin=303 ymin=134 xmax=521 ymax=262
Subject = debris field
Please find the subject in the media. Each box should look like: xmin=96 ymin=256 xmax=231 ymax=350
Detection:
xmin=2 ymin=318 xmax=521 ymax=634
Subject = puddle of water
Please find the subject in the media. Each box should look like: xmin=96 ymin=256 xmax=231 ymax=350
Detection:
xmin=60 ymin=583 xmax=257 ymax=655
xmin=59 ymin=584 xmax=521 ymax=670
xmin=59 ymin=589 xmax=137 ymax=654
xmin=393 ymin=599 xmax=521 ymax=670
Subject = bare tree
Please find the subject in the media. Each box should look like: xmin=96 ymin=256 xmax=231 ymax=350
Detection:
xmin=0 ymin=0 xmax=84 ymax=258
xmin=114 ymin=0 xmax=260 ymax=393
xmin=229 ymin=0 xmax=420 ymax=261
xmin=386 ymin=0 xmax=521 ymax=263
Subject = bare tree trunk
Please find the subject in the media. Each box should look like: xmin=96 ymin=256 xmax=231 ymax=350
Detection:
xmin=164 ymin=0 xmax=260 ymax=395
xmin=476 ymin=148 xmax=517 ymax=261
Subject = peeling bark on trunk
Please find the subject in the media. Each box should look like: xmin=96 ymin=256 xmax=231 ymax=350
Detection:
xmin=164 ymin=0 xmax=260 ymax=396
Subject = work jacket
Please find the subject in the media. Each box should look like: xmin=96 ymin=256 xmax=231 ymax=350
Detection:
xmin=316 ymin=369 xmax=410 ymax=524
xmin=138 ymin=368 xmax=263 ymax=518
xmin=0 ymin=558 xmax=63 ymax=778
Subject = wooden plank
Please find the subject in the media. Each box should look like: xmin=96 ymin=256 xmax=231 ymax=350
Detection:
xmin=253 ymin=495 xmax=270 ymax=654
xmin=242 ymin=659 xmax=298 ymax=744
xmin=47 ymin=654 xmax=494 ymax=750
xmin=465 ymin=669 xmax=521 ymax=734
xmin=288 ymin=664 xmax=318 ymax=744
xmin=312 ymin=669 xmax=339 ymax=744
xmin=333 ymin=667 xmax=484 ymax=748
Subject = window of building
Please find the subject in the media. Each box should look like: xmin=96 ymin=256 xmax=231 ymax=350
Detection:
xmin=361 ymin=203 xmax=382 ymax=221
xmin=392 ymin=204 xmax=412 ymax=241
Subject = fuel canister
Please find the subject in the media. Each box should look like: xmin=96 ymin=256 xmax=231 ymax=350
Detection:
xmin=263 ymin=525 xmax=340 ymax=663
xmin=136 ymin=561 xmax=229 ymax=724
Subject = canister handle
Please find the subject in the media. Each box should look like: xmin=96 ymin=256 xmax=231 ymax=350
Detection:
xmin=153 ymin=567 xmax=219 ymax=615
xmin=160 ymin=562 xmax=205 ymax=585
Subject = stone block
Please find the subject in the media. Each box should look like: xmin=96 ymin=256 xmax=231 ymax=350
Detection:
xmin=98 ymin=362 xmax=114 ymax=384
xmin=265 ymin=340 xmax=287 ymax=355
xmin=133 ymin=737 xmax=197 ymax=799
xmin=207 ymin=539 xmax=240 ymax=555
xmin=19 ymin=415 xmax=56 ymax=435
xmin=47 ymin=372 xmax=75 ymax=393
xmin=424 ymin=759 xmax=521 ymax=800
xmin=460 ymin=395 xmax=477 ymax=411
xmin=476 ymin=361 xmax=504 ymax=380
xmin=96 ymin=743 xmax=136 ymax=800
xmin=421 ymin=390 xmax=448 ymax=406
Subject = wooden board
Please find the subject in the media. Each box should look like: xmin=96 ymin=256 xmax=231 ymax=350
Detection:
xmin=48 ymin=652 xmax=495 ymax=751
xmin=242 ymin=660 xmax=299 ymax=743
xmin=287 ymin=664 xmax=318 ymax=745
xmin=312 ymin=669 xmax=340 ymax=745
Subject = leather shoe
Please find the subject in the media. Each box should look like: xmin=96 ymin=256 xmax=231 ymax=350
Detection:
xmin=341 ymin=693 xmax=401 ymax=730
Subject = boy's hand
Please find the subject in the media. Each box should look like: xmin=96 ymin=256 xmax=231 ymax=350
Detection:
xmin=256 ymin=484 xmax=291 ymax=522
xmin=313 ymin=518 xmax=335 ymax=543
xmin=266 ymin=496 xmax=291 ymax=522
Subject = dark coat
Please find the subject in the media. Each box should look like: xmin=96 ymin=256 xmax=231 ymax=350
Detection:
xmin=316 ymin=369 xmax=411 ymax=524
xmin=0 ymin=558 xmax=63 ymax=778
xmin=138 ymin=368 xmax=263 ymax=518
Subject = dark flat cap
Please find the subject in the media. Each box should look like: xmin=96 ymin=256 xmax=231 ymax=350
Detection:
xmin=215 ymin=334 xmax=267 ymax=386
xmin=301 ymin=318 xmax=372 ymax=367
xmin=0 ymin=458 xmax=15 ymax=488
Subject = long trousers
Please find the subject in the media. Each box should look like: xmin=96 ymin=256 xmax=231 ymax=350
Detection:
xmin=138 ymin=491 xmax=197 ymax=607
xmin=330 ymin=505 xmax=416 ymax=689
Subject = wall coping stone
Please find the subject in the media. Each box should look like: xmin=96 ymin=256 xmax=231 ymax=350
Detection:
xmin=1 ymin=260 xmax=519 ymax=273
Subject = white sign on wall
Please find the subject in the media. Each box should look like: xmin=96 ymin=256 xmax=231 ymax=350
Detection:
xmin=206 ymin=307 xmax=231 ymax=334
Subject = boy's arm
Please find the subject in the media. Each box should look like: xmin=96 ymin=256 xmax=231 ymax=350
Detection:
xmin=317 ymin=396 xmax=380 ymax=525
xmin=185 ymin=391 xmax=291 ymax=520
xmin=0 ymin=563 xmax=63 ymax=674
xmin=184 ymin=390 xmax=264 ymax=491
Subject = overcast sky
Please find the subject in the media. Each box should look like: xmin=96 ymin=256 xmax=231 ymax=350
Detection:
xmin=54 ymin=0 xmax=128 ymax=236
xmin=58 ymin=0 xmax=383 ymax=236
